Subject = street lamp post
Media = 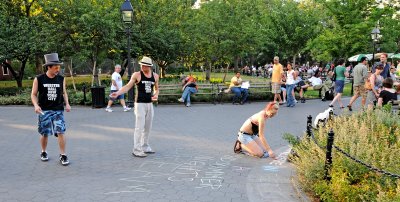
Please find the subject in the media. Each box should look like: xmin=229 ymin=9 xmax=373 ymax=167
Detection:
xmin=371 ymin=26 xmax=381 ymax=70
xmin=121 ymin=0 xmax=134 ymax=108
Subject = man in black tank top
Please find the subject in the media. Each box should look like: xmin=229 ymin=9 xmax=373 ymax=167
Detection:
xmin=31 ymin=53 xmax=71 ymax=166
xmin=110 ymin=56 xmax=159 ymax=158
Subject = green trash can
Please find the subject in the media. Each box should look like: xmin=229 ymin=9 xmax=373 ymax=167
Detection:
xmin=91 ymin=86 xmax=105 ymax=108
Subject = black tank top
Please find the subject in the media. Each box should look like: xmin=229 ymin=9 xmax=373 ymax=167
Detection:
xmin=136 ymin=71 xmax=155 ymax=103
xmin=37 ymin=74 xmax=64 ymax=110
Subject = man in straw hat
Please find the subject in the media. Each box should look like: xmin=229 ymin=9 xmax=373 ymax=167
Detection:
xmin=110 ymin=56 xmax=159 ymax=158
xmin=31 ymin=53 xmax=71 ymax=166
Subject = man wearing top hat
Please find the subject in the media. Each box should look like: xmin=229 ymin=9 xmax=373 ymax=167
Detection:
xmin=31 ymin=53 xmax=71 ymax=166
xmin=110 ymin=56 xmax=159 ymax=158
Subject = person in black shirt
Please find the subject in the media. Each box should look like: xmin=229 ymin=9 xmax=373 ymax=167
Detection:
xmin=377 ymin=78 xmax=397 ymax=107
xmin=31 ymin=53 xmax=71 ymax=166
xmin=110 ymin=56 xmax=159 ymax=158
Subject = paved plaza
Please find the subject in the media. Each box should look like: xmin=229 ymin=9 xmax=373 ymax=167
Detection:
xmin=0 ymin=98 xmax=356 ymax=202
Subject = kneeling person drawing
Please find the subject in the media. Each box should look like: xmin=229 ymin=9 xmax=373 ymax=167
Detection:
xmin=234 ymin=102 xmax=279 ymax=159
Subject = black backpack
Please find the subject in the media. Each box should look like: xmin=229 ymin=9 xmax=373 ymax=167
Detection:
xmin=325 ymin=89 xmax=334 ymax=100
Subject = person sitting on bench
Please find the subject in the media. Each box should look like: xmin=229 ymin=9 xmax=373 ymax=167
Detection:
xmin=228 ymin=72 xmax=249 ymax=105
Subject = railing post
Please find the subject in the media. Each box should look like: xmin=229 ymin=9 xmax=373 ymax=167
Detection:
xmin=307 ymin=115 xmax=312 ymax=138
xmin=325 ymin=129 xmax=335 ymax=181
xmin=82 ymin=84 xmax=87 ymax=104
xmin=329 ymin=109 xmax=334 ymax=121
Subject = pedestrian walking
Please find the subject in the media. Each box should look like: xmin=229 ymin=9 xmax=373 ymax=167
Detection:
xmin=285 ymin=63 xmax=296 ymax=107
xmin=347 ymin=56 xmax=369 ymax=111
xmin=329 ymin=58 xmax=349 ymax=109
xmin=31 ymin=53 xmax=71 ymax=166
xmin=110 ymin=56 xmax=159 ymax=158
xmin=271 ymin=56 xmax=284 ymax=104
xmin=233 ymin=102 xmax=279 ymax=159
xmin=105 ymin=64 xmax=131 ymax=112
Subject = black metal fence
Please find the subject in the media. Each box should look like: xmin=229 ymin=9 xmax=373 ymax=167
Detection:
xmin=306 ymin=115 xmax=400 ymax=181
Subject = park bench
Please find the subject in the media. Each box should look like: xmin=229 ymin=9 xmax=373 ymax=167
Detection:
xmin=158 ymin=83 xmax=217 ymax=104
xmin=216 ymin=82 xmax=272 ymax=104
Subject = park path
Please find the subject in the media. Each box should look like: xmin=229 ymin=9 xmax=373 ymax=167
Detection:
xmin=0 ymin=97 xmax=355 ymax=202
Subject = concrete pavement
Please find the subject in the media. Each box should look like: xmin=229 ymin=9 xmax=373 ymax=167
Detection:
xmin=0 ymin=97 xmax=357 ymax=202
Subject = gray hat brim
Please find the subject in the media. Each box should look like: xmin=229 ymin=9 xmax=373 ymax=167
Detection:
xmin=43 ymin=62 xmax=64 ymax=67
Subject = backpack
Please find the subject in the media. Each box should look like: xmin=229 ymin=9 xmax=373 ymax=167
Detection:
xmin=325 ymin=89 xmax=334 ymax=100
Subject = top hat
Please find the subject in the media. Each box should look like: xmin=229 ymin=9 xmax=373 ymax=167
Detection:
xmin=139 ymin=56 xmax=154 ymax=67
xmin=43 ymin=53 xmax=63 ymax=67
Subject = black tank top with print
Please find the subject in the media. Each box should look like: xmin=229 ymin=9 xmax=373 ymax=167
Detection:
xmin=37 ymin=74 xmax=64 ymax=110
xmin=136 ymin=71 xmax=155 ymax=103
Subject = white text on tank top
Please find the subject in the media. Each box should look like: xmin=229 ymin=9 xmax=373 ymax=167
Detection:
xmin=142 ymin=80 xmax=154 ymax=93
xmin=43 ymin=83 xmax=60 ymax=101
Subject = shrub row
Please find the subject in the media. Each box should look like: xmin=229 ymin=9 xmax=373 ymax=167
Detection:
xmin=287 ymin=110 xmax=400 ymax=201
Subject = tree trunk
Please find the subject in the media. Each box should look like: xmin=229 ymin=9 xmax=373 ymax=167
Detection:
xmin=91 ymin=60 xmax=99 ymax=87
xmin=292 ymin=55 xmax=296 ymax=66
xmin=160 ymin=66 xmax=166 ymax=78
xmin=222 ymin=63 xmax=230 ymax=83
xmin=68 ymin=58 xmax=77 ymax=92
xmin=234 ymin=56 xmax=239 ymax=73
xmin=17 ymin=59 xmax=27 ymax=88
xmin=16 ymin=77 xmax=22 ymax=88
xmin=206 ymin=62 xmax=211 ymax=81
xmin=35 ymin=54 xmax=43 ymax=74
xmin=250 ymin=55 xmax=255 ymax=66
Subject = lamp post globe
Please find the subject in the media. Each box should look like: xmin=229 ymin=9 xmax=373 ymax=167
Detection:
xmin=121 ymin=0 xmax=133 ymax=24
xmin=120 ymin=0 xmax=134 ymax=107
xmin=371 ymin=27 xmax=380 ymax=69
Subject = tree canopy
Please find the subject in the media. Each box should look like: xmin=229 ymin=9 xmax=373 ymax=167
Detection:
xmin=0 ymin=0 xmax=399 ymax=86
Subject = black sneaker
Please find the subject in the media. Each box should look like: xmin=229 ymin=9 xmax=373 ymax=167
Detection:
xmin=41 ymin=152 xmax=48 ymax=161
xmin=347 ymin=105 xmax=353 ymax=111
xmin=59 ymin=154 xmax=69 ymax=166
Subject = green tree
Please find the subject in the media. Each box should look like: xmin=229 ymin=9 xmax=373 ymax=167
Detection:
xmin=39 ymin=0 xmax=121 ymax=86
xmin=265 ymin=0 xmax=322 ymax=64
xmin=307 ymin=0 xmax=389 ymax=62
xmin=131 ymin=0 xmax=190 ymax=78
xmin=0 ymin=0 xmax=44 ymax=87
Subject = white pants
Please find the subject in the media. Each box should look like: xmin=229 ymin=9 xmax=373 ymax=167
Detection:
xmin=133 ymin=103 xmax=154 ymax=153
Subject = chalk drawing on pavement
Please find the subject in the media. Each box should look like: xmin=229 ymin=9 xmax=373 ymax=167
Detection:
xmin=104 ymin=154 xmax=251 ymax=195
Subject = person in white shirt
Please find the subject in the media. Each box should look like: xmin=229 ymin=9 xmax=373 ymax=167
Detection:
xmin=285 ymin=63 xmax=297 ymax=107
xmin=105 ymin=64 xmax=131 ymax=112
xmin=296 ymin=74 xmax=323 ymax=103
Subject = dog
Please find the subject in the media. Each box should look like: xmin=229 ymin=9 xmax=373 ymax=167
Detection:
xmin=313 ymin=107 xmax=334 ymax=128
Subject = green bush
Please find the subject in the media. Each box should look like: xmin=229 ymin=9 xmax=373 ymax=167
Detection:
xmin=0 ymin=88 xmax=31 ymax=105
xmin=0 ymin=87 xmax=26 ymax=96
xmin=287 ymin=110 xmax=400 ymax=201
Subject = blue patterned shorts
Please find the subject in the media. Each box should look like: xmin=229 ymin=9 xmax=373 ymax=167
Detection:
xmin=38 ymin=110 xmax=66 ymax=137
